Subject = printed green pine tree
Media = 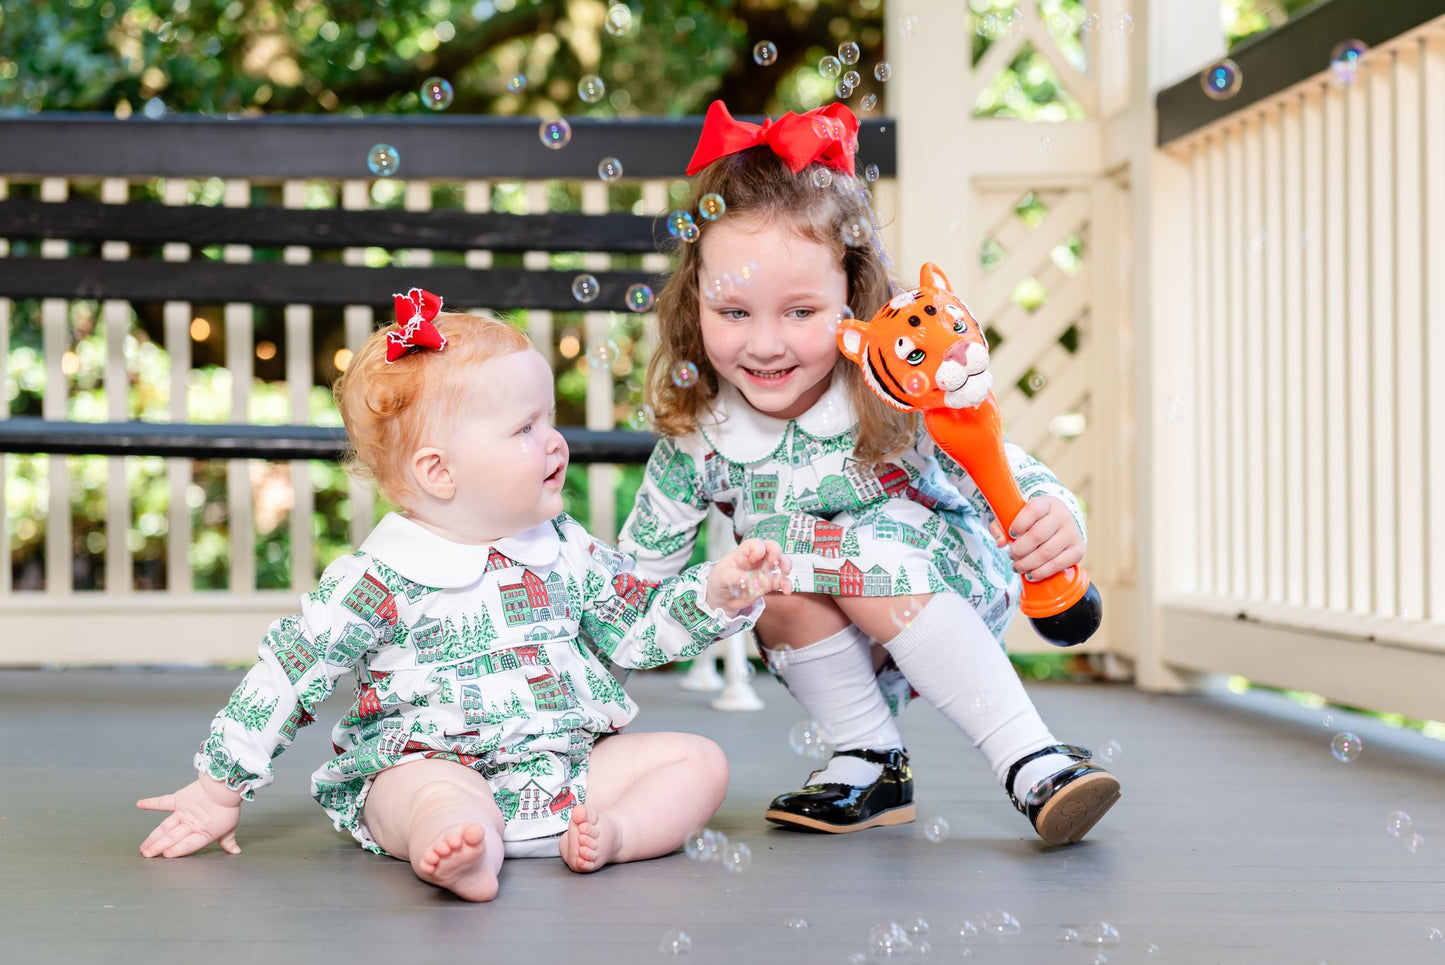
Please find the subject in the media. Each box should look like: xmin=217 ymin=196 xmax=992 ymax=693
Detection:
xmin=494 ymin=788 xmax=520 ymax=822
xmin=893 ymin=570 xmax=912 ymax=595
xmin=584 ymin=665 xmax=626 ymax=704
xmin=841 ymin=531 xmax=861 ymax=556
xmin=223 ymin=685 xmax=280 ymax=731
xmin=308 ymin=575 xmax=342 ymax=605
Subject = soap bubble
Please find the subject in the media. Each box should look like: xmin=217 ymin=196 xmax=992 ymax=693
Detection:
xmin=1426 ymin=927 xmax=1443 ymax=944
xmin=838 ymin=41 xmax=860 ymax=65
xmin=874 ymin=61 xmax=892 ymax=82
xmin=978 ymin=911 xmax=1021 ymax=936
xmin=812 ymin=168 xmax=833 ymax=189
xmin=678 ymin=221 xmax=701 ymax=243
xmin=659 ymin=930 xmax=692 ymax=955
xmin=923 ymin=816 xmax=950 ymax=842
xmin=1061 ymin=928 xmax=1080 ymax=943
xmin=868 ymin=921 xmax=913 ymax=958
xmin=788 ymin=719 xmax=832 ymax=759
xmin=571 ymin=274 xmax=600 ymax=303
xmin=1112 ymin=13 xmax=1135 ymax=37
xmin=586 ymin=338 xmax=620 ymax=370
xmin=1330 ymin=39 xmax=1368 ymax=84
xmin=753 ymin=40 xmax=778 ymax=66
xmin=1404 ymin=832 xmax=1426 ymax=854
xmin=539 ymin=118 xmax=572 ymax=149
xmin=367 ymin=144 xmax=400 ymax=177
xmin=844 ymin=69 xmax=861 ymax=88
xmin=1100 ymin=739 xmax=1122 ymax=764
xmin=1330 ymin=731 xmax=1362 ymax=762
xmin=507 ymin=73 xmax=528 ymax=93
xmin=954 ymin=919 xmax=979 ymax=943
xmin=625 ymin=283 xmax=655 ymax=312
xmin=420 ymin=77 xmax=454 ymax=110
xmin=889 ymin=596 xmax=922 ymax=629
xmin=1386 ymin=810 xmax=1412 ymax=837
xmin=604 ymin=3 xmax=633 ymax=36
xmin=818 ymin=55 xmax=842 ymax=79
xmin=722 ymin=840 xmax=751 ymax=872
xmin=1081 ymin=921 xmax=1121 ymax=946
xmin=578 ymin=75 xmax=606 ymax=104
xmin=860 ymin=93 xmax=878 ymax=111
xmin=670 ymin=360 xmax=699 ymax=388
xmin=698 ymin=192 xmax=727 ymax=220
xmin=864 ymin=163 xmax=880 ymax=182
xmin=836 ymin=79 xmax=855 ymax=100
xmin=785 ymin=917 xmax=808 ymax=930
xmin=667 ymin=209 xmax=696 ymax=237
xmin=598 ymin=157 xmax=624 ymax=182
xmin=1080 ymin=11 xmax=1102 ymax=31
xmin=1201 ymin=59 xmax=1242 ymax=101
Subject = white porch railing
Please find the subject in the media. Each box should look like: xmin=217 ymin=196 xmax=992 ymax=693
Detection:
xmin=1145 ymin=14 xmax=1445 ymax=720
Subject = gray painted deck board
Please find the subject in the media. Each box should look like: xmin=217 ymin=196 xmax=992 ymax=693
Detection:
xmin=3 ymin=667 xmax=1444 ymax=964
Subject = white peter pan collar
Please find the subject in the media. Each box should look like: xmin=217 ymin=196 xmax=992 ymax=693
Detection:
xmin=698 ymin=378 xmax=857 ymax=464
xmin=358 ymin=513 xmax=562 ymax=588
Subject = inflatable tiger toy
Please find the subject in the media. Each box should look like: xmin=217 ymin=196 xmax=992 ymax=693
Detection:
xmin=836 ymin=262 xmax=1102 ymax=647
xmin=836 ymin=262 xmax=992 ymax=412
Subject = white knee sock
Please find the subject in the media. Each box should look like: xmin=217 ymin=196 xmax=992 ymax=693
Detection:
xmin=882 ymin=593 xmax=1075 ymax=800
xmin=764 ymin=624 xmax=902 ymax=786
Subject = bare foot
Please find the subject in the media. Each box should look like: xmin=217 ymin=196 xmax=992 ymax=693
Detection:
xmin=559 ymin=804 xmax=623 ymax=873
xmin=413 ymin=823 xmax=500 ymax=902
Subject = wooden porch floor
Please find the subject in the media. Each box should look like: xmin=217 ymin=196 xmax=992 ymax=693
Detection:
xmin=3 ymin=665 xmax=1444 ymax=964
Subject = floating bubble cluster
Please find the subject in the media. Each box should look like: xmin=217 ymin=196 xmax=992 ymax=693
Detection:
xmin=367 ymin=144 xmax=400 ymax=177
xmin=420 ymin=76 xmax=454 ymax=110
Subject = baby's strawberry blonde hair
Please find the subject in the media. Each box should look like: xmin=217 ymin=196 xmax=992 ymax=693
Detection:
xmin=333 ymin=311 xmax=531 ymax=506
xmin=647 ymin=146 xmax=915 ymax=465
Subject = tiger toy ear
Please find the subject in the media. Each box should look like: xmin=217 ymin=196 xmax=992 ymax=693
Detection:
xmin=836 ymin=312 xmax=870 ymax=365
xmin=920 ymin=262 xmax=951 ymax=294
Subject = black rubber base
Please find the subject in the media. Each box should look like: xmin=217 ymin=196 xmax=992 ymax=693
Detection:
xmin=1028 ymin=583 xmax=1103 ymax=647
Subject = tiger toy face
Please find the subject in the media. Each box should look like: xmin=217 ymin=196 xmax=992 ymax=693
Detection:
xmin=836 ymin=262 xmax=993 ymax=412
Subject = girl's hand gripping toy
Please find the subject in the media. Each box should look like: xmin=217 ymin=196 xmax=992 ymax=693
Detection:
xmin=837 ymin=263 xmax=1103 ymax=646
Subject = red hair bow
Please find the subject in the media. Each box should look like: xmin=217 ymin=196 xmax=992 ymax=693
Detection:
xmin=386 ymin=288 xmax=447 ymax=363
xmin=685 ymin=100 xmax=859 ymax=176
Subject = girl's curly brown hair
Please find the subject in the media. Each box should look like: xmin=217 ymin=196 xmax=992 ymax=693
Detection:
xmin=646 ymin=146 xmax=914 ymax=465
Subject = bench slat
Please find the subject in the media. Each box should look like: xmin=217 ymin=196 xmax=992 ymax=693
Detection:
xmin=0 ymin=199 xmax=669 ymax=253
xmin=0 ymin=418 xmax=656 ymax=464
xmin=0 ymin=257 xmax=667 ymax=311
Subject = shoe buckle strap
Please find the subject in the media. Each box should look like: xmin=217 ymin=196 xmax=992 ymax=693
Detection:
xmin=1004 ymin=743 xmax=1093 ymax=812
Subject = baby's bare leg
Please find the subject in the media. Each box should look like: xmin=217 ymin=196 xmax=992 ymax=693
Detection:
xmin=559 ymin=732 xmax=728 ymax=873
xmin=364 ymin=758 xmax=506 ymax=902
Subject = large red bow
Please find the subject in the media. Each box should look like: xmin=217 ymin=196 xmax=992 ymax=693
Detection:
xmin=386 ymin=288 xmax=447 ymax=363
xmin=685 ymin=100 xmax=859 ymax=176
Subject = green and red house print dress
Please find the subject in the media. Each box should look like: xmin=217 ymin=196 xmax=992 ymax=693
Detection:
xmin=619 ymin=378 xmax=1084 ymax=646
xmin=195 ymin=512 xmax=757 ymax=855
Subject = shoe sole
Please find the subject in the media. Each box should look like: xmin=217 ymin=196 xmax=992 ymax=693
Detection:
xmin=763 ymin=803 xmax=918 ymax=833
xmin=1032 ymin=771 xmax=1120 ymax=847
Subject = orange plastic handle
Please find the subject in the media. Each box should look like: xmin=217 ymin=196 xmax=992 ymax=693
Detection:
xmin=923 ymin=395 xmax=1091 ymax=619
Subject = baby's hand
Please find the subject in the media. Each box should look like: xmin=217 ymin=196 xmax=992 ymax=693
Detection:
xmin=989 ymin=495 xmax=1083 ymax=582
xmin=137 ymin=776 xmax=244 ymax=858
xmin=704 ymin=538 xmax=793 ymax=616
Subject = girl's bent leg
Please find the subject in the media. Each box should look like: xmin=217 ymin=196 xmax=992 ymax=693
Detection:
xmin=364 ymin=758 xmax=506 ymax=902
xmin=564 ymin=731 xmax=727 ymax=872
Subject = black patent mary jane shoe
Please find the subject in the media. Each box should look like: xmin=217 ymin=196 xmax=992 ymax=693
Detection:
xmin=1006 ymin=743 xmax=1120 ymax=847
xmin=764 ymin=747 xmax=916 ymax=833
